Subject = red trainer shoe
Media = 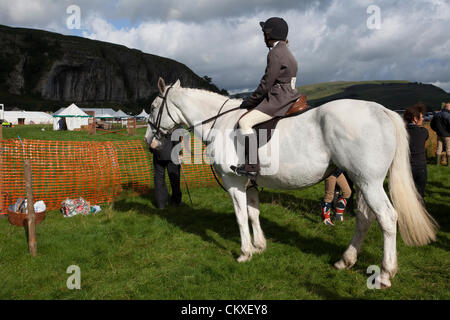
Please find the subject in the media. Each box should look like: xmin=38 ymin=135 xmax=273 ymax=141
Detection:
xmin=321 ymin=201 xmax=335 ymax=226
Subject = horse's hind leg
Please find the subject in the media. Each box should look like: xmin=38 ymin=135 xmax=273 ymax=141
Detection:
xmin=334 ymin=191 xmax=375 ymax=269
xmin=358 ymin=184 xmax=398 ymax=288
xmin=335 ymin=191 xmax=376 ymax=270
xmin=247 ymin=187 xmax=266 ymax=253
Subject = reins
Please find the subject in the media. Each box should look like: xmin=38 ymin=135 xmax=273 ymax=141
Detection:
xmin=148 ymin=86 xmax=241 ymax=139
xmin=186 ymin=104 xmax=241 ymax=132
xmin=206 ymin=98 xmax=231 ymax=193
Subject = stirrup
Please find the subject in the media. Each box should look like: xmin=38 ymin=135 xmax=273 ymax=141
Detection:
xmin=230 ymin=165 xmax=258 ymax=178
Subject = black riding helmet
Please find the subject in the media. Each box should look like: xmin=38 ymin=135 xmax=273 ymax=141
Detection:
xmin=259 ymin=17 xmax=288 ymax=43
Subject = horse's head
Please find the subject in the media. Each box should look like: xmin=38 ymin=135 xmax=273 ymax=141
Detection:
xmin=145 ymin=77 xmax=183 ymax=150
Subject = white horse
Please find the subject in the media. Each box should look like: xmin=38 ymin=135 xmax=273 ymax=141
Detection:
xmin=145 ymin=78 xmax=438 ymax=288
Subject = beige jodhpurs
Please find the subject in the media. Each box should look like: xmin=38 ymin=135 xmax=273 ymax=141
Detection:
xmin=436 ymin=136 xmax=450 ymax=155
xmin=324 ymin=173 xmax=352 ymax=203
xmin=239 ymin=110 xmax=274 ymax=135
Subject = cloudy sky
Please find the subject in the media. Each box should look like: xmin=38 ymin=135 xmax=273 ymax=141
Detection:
xmin=1 ymin=0 xmax=449 ymax=93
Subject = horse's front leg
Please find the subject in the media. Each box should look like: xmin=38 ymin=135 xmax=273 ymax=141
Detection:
xmin=223 ymin=175 xmax=255 ymax=262
xmin=247 ymin=186 xmax=266 ymax=253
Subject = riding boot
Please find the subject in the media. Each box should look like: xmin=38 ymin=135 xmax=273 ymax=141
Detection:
xmin=230 ymin=132 xmax=259 ymax=178
xmin=334 ymin=197 xmax=348 ymax=222
xmin=436 ymin=153 xmax=441 ymax=166
xmin=321 ymin=201 xmax=334 ymax=226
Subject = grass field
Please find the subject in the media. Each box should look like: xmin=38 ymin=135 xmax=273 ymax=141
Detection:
xmin=0 ymin=125 xmax=449 ymax=300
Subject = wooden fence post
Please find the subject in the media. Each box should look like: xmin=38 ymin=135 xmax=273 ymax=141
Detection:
xmin=24 ymin=159 xmax=37 ymax=256
xmin=128 ymin=118 xmax=136 ymax=136
xmin=89 ymin=117 xmax=97 ymax=135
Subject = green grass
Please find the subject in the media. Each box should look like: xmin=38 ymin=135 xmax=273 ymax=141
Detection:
xmin=0 ymin=165 xmax=448 ymax=299
xmin=1 ymin=125 xmax=449 ymax=299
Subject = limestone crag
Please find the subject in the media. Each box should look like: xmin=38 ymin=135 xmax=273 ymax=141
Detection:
xmin=0 ymin=24 xmax=220 ymax=108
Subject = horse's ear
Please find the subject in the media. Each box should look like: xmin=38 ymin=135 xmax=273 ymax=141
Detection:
xmin=158 ymin=77 xmax=166 ymax=95
xmin=173 ymin=79 xmax=181 ymax=88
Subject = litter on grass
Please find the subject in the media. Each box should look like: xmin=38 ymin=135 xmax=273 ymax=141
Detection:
xmin=61 ymin=197 xmax=101 ymax=217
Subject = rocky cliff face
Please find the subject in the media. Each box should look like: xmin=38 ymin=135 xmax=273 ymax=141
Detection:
xmin=0 ymin=25 xmax=222 ymax=111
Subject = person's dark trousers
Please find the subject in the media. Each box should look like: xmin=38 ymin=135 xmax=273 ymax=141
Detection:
xmin=411 ymin=165 xmax=427 ymax=200
xmin=153 ymin=156 xmax=182 ymax=209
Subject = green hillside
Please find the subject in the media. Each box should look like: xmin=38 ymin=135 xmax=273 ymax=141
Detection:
xmin=298 ymin=81 xmax=450 ymax=111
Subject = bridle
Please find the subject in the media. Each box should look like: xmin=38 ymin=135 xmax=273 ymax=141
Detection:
xmin=147 ymin=85 xmax=182 ymax=141
xmin=147 ymin=85 xmax=244 ymax=193
xmin=147 ymin=85 xmax=242 ymax=142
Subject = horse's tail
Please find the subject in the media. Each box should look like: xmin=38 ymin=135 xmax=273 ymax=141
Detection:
xmin=384 ymin=109 xmax=438 ymax=246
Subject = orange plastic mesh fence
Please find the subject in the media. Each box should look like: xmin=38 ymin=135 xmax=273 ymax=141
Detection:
xmin=0 ymin=138 xmax=218 ymax=214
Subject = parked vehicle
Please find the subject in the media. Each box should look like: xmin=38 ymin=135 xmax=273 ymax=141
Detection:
xmin=1 ymin=119 xmax=12 ymax=127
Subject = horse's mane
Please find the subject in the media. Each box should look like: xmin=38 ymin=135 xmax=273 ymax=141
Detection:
xmin=182 ymin=87 xmax=241 ymax=103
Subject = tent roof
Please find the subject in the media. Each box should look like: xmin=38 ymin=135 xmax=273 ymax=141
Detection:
xmin=53 ymin=103 xmax=92 ymax=117
xmin=136 ymin=109 xmax=149 ymax=117
xmin=52 ymin=107 xmax=65 ymax=116
xmin=96 ymin=113 xmax=115 ymax=118
xmin=4 ymin=111 xmax=53 ymax=120
xmin=82 ymin=108 xmax=117 ymax=117
xmin=114 ymin=109 xmax=130 ymax=118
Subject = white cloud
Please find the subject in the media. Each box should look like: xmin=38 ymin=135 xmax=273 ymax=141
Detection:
xmin=431 ymin=81 xmax=450 ymax=93
xmin=0 ymin=0 xmax=449 ymax=93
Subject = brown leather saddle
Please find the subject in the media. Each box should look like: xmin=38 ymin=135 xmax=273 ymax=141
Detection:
xmin=240 ymin=95 xmax=310 ymax=147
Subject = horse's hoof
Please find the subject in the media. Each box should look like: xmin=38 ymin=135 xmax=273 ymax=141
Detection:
xmin=252 ymin=241 xmax=266 ymax=254
xmin=334 ymin=260 xmax=347 ymax=270
xmin=380 ymin=274 xmax=392 ymax=289
xmin=237 ymin=254 xmax=252 ymax=263
xmin=334 ymin=257 xmax=356 ymax=270
xmin=252 ymin=246 xmax=265 ymax=254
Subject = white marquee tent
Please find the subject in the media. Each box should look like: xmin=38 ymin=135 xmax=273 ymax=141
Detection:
xmin=136 ymin=109 xmax=149 ymax=119
xmin=53 ymin=103 xmax=92 ymax=131
xmin=81 ymin=108 xmax=117 ymax=118
xmin=3 ymin=111 xmax=53 ymax=125
xmin=114 ymin=109 xmax=130 ymax=118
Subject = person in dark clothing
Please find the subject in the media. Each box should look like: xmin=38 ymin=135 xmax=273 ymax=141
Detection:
xmin=430 ymin=102 xmax=450 ymax=165
xmin=404 ymin=103 xmax=429 ymax=199
xmin=150 ymin=137 xmax=182 ymax=209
